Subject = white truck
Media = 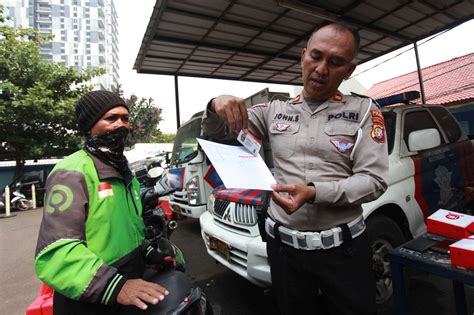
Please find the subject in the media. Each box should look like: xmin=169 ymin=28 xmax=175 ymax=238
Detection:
xmin=168 ymin=88 xmax=288 ymax=219
xmin=199 ymin=91 xmax=474 ymax=305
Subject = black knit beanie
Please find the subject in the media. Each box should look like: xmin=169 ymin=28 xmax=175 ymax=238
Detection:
xmin=75 ymin=90 xmax=128 ymax=134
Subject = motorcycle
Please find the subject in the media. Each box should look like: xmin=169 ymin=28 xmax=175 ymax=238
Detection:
xmin=1 ymin=183 xmax=33 ymax=211
xmin=121 ymin=167 xmax=213 ymax=315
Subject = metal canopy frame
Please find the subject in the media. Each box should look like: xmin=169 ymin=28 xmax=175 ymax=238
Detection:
xmin=134 ymin=0 xmax=474 ymax=128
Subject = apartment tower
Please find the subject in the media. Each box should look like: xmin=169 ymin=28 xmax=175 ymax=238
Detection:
xmin=1 ymin=0 xmax=119 ymax=90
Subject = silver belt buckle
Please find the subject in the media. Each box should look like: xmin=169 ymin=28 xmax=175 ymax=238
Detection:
xmin=308 ymin=232 xmax=322 ymax=250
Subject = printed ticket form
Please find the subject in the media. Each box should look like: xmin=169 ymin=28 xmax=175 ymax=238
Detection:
xmin=197 ymin=138 xmax=275 ymax=191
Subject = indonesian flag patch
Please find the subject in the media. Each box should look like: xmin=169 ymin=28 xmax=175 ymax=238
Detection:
xmin=98 ymin=183 xmax=114 ymax=199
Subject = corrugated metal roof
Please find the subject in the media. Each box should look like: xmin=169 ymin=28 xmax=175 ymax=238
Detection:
xmin=366 ymin=53 xmax=474 ymax=105
xmin=134 ymin=0 xmax=474 ymax=85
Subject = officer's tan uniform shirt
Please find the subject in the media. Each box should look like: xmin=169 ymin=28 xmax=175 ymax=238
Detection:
xmin=202 ymin=93 xmax=388 ymax=231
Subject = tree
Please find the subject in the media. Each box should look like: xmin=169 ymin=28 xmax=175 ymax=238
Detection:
xmin=123 ymin=94 xmax=163 ymax=146
xmin=151 ymin=131 xmax=176 ymax=143
xmin=0 ymin=6 xmax=103 ymax=178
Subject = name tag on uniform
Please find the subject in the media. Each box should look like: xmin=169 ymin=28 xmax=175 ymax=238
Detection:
xmin=238 ymin=129 xmax=261 ymax=156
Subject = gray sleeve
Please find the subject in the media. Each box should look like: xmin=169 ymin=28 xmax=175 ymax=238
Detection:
xmin=35 ymin=168 xmax=89 ymax=255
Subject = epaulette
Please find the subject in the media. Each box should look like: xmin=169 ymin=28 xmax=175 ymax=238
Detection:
xmin=332 ymin=93 xmax=344 ymax=102
xmin=290 ymin=94 xmax=302 ymax=105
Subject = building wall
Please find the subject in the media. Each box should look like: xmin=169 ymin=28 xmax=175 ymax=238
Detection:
xmin=1 ymin=0 xmax=119 ymax=90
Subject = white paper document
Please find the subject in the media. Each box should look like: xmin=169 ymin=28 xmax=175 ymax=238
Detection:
xmin=197 ymin=138 xmax=275 ymax=190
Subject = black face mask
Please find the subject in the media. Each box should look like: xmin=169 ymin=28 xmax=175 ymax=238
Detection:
xmin=85 ymin=127 xmax=132 ymax=182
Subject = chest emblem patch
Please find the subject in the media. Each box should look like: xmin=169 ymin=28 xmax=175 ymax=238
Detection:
xmin=275 ymin=123 xmax=290 ymax=132
xmin=98 ymin=182 xmax=114 ymax=199
xmin=330 ymin=138 xmax=354 ymax=153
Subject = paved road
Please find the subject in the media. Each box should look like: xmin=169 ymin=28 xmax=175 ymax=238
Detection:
xmin=0 ymin=208 xmax=42 ymax=315
xmin=2 ymin=208 xmax=473 ymax=315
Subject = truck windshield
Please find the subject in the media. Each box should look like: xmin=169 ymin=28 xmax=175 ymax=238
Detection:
xmin=170 ymin=118 xmax=201 ymax=165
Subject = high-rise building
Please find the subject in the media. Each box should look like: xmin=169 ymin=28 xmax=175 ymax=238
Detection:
xmin=1 ymin=0 xmax=119 ymax=90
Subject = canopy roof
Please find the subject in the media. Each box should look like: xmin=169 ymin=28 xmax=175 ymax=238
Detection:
xmin=134 ymin=0 xmax=473 ymax=85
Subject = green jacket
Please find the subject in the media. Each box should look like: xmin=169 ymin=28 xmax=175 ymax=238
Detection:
xmin=35 ymin=149 xmax=145 ymax=306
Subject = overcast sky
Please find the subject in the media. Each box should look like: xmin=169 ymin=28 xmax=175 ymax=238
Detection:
xmin=115 ymin=1 xmax=474 ymax=134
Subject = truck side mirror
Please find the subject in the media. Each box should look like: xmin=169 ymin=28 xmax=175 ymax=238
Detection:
xmin=408 ymin=128 xmax=441 ymax=152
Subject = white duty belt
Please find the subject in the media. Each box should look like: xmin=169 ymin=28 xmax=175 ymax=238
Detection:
xmin=265 ymin=216 xmax=366 ymax=250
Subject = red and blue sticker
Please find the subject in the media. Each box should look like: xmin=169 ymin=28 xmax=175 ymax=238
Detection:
xmin=167 ymin=167 xmax=185 ymax=189
xmin=204 ymin=165 xmax=223 ymax=188
xmin=212 ymin=186 xmax=265 ymax=206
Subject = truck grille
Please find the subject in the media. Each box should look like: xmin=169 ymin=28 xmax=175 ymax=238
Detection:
xmin=213 ymin=199 xmax=230 ymax=218
xmin=213 ymin=200 xmax=257 ymax=226
xmin=234 ymin=204 xmax=257 ymax=225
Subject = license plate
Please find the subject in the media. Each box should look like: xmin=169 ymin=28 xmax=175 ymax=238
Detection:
xmin=209 ymin=236 xmax=230 ymax=260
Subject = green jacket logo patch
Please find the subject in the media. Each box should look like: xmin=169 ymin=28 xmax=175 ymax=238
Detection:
xmin=46 ymin=184 xmax=74 ymax=213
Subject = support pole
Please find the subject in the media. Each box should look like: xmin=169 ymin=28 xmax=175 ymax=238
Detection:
xmin=413 ymin=42 xmax=426 ymax=104
xmin=174 ymin=75 xmax=181 ymax=129
xmin=0 ymin=185 xmax=16 ymax=219
xmin=32 ymin=184 xmax=37 ymax=209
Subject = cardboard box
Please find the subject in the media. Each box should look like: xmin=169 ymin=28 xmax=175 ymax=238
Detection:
xmin=426 ymin=209 xmax=474 ymax=240
xmin=449 ymin=236 xmax=474 ymax=270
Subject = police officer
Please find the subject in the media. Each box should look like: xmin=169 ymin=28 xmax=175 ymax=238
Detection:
xmin=35 ymin=91 xmax=168 ymax=314
xmin=202 ymin=23 xmax=388 ymax=315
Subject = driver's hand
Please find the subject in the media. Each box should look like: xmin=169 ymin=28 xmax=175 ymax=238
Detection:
xmin=117 ymin=278 xmax=169 ymax=310
xmin=211 ymin=95 xmax=248 ymax=132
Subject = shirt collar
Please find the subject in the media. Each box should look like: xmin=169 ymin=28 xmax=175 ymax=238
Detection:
xmin=84 ymin=149 xmax=124 ymax=181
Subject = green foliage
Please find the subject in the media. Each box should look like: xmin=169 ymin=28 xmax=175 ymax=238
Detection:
xmin=151 ymin=131 xmax=176 ymax=143
xmin=0 ymin=6 xmax=103 ymax=176
xmin=124 ymin=94 xmax=164 ymax=146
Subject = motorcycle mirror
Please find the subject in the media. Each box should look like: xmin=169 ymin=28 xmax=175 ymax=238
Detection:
xmin=148 ymin=167 xmax=164 ymax=179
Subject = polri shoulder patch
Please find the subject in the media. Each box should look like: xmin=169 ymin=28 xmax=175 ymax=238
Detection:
xmin=370 ymin=109 xmax=385 ymax=143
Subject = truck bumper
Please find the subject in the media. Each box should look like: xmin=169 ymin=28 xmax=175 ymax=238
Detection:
xmin=169 ymin=201 xmax=206 ymax=219
xmin=199 ymin=212 xmax=271 ymax=287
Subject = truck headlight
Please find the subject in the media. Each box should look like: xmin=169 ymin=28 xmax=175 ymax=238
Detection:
xmin=207 ymin=193 xmax=215 ymax=214
xmin=186 ymin=176 xmax=200 ymax=205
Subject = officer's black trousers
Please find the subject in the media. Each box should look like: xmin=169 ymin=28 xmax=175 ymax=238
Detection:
xmin=266 ymin=231 xmax=376 ymax=315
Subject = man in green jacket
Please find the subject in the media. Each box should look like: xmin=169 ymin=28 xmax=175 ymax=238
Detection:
xmin=35 ymin=90 xmax=168 ymax=314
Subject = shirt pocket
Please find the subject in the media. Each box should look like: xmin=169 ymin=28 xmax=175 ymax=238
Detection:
xmin=323 ymin=122 xmax=358 ymax=159
xmin=269 ymin=122 xmax=300 ymax=158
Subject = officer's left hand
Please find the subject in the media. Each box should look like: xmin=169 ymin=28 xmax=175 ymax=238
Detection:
xmin=271 ymin=183 xmax=316 ymax=214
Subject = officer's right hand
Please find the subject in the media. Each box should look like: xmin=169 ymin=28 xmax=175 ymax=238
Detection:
xmin=117 ymin=278 xmax=169 ymax=310
xmin=211 ymin=95 xmax=248 ymax=132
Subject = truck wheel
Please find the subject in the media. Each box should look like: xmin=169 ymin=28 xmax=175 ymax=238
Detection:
xmin=366 ymin=215 xmax=406 ymax=306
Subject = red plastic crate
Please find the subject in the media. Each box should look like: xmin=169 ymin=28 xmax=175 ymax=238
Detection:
xmin=26 ymin=283 xmax=53 ymax=315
